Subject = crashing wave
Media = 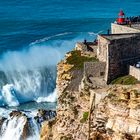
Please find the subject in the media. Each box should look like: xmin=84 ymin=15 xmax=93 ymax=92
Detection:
xmin=0 ymin=66 xmax=57 ymax=107
xmin=0 ymin=116 xmax=27 ymax=140
xmin=0 ymin=84 xmax=57 ymax=107
xmin=1 ymin=84 xmax=19 ymax=106
xmin=0 ymin=109 xmax=56 ymax=140
xmin=36 ymin=88 xmax=57 ymax=103
xmin=0 ymin=32 xmax=96 ymax=107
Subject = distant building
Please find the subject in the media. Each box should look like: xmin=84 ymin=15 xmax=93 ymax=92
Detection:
xmin=112 ymin=10 xmax=140 ymax=34
xmin=78 ymin=10 xmax=140 ymax=84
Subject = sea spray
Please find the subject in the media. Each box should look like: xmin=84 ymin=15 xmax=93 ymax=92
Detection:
xmin=2 ymin=84 xmax=19 ymax=106
xmin=36 ymin=88 xmax=57 ymax=103
xmin=0 ymin=33 xmax=96 ymax=106
xmin=0 ymin=67 xmax=56 ymax=106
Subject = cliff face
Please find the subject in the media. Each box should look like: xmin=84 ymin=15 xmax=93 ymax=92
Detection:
xmin=51 ymin=51 xmax=91 ymax=140
xmin=41 ymin=49 xmax=140 ymax=140
xmin=91 ymin=85 xmax=140 ymax=140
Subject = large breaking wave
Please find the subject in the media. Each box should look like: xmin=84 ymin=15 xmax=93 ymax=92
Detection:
xmin=0 ymin=32 xmax=96 ymax=107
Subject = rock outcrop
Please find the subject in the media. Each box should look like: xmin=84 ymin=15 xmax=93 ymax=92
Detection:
xmin=91 ymin=86 xmax=140 ymax=140
xmin=51 ymin=51 xmax=91 ymax=139
xmin=43 ymin=48 xmax=140 ymax=140
xmin=0 ymin=109 xmax=56 ymax=140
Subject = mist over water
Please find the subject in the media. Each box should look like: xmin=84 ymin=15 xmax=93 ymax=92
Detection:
xmin=0 ymin=32 xmax=97 ymax=107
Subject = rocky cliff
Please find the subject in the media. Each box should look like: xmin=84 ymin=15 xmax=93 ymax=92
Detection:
xmin=91 ymin=85 xmax=140 ymax=140
xmin=41 ymin=48 xmax=140 ymax=140
xmin=51 ymin=50 xmax=93 ymax=140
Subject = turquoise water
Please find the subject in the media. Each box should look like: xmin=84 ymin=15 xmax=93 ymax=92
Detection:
xmin=8 ymin=102 xmax=57 ymax=111
xmin=0 ymin=0 xmax=140 ymax=108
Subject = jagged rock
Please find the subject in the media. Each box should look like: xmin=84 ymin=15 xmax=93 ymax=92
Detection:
xmin=0 ymin=116 xmax=6 ymax=135
xmin=61 ymin=73 xmax=72 ymax=80
xmin=45 ymin=44 xmax=140 ymax=140
xmin=92 ymin=86 xmax=140 ymax=139
xmin=9 ymin=110 xmax=23 ymax=117
xmin=35 ymin=109 xmax=56 ymax=124
xmin=40 ymin=121 xmax=49 ymax=140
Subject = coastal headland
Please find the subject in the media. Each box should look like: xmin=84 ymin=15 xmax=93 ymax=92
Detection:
xmin=40 ymin=12 xmax=140 ymax=140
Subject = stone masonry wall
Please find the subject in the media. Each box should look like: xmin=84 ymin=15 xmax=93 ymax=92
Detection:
xmin=84 ymin=62 xmax=106 ymax=78
xmin=108 ymin=35 xmax=140 ymax=82
xmin=129 ymin=65 xmax=140 ymax=81
xmin=111 ymin=23 xmax=140 ymax=34
xmin=97 ymin=35 xmax=110 ymax=62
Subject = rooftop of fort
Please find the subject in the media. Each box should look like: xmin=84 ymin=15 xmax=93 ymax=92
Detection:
xmin=125 ymin=23 xmax=140 ymax=30
xmin=100 ymin=33 xmax=140 ymax=41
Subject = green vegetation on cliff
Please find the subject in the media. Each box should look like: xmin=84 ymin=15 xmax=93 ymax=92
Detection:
xmin=80 ymin=112 xmax=89 ymax=123
xmin=111 ymin=75 xmax=139 ymax=85
xmin=66 ymin=50 xmax=98 ymax=69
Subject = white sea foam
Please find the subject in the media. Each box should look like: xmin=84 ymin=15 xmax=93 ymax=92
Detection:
xmin=0 ymin=110 xmax=40 ymax=140
xmin=0 ymin=108 xmax=12 ymax=118
xmin=1 ymin=116 xmax=27 ymax=140
xmin=0 ymin=84 xmax=57 ymax=107
xmin=88 ymin=30 xmax=104 ymax=36
xmin=36 ymin=88 xmax=57 ymax=103
xmin=30 ymin=32 xmax=73 ymax=45
xmin=2 ymin=84 xmax=19 ymax=106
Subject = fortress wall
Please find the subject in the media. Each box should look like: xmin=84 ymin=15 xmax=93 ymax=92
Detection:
xmin=107 ymin=35 xmax=140 ymax=83
xmin=129 ymin=66 xmax=140 ymax=81
xmin=96 ymin=35 xmax=110 ymax=82
xmin=111 ymin=23 xmax=140 ymax=34
xmin=97 ymin=35 xmax=110 ymax=62
xmin=84 ymin=62 xmax=106 ymax=78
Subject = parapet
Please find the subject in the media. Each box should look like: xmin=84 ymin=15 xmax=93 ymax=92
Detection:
xmin=111 ymin=23 xmax=140 ymax=34
xmin=100 ymin=33 xmax=140 ymax=41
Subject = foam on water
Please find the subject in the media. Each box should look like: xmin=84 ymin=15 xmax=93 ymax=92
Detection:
xmin=1 ymin=116 xmax=27 ymax=140
xmin=0 ymin=84 xmax=57 ymax=107
xmin=2 ymin=84 xmax=19 ymax=106
xmin=36 ymin=88 xmax=57 ymax=103
xmin=30 ymin=32 xmax=73 ymax=46
xmin=0 ymin=109 xmax=41 ymax=140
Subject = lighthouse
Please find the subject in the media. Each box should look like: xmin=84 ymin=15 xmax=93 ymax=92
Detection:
xmin=117 ymin=10 xmax=126 ymax=24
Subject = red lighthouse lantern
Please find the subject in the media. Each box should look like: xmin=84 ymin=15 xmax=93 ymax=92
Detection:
xmin=117 ymin=10 xmax=125 ymax=24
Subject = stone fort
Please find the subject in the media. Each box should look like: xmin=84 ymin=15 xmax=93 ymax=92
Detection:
xmin=76 ymin=10 xmax=140 ymax=84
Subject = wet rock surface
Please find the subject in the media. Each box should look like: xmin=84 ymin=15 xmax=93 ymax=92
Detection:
xmin=35 ymin=109 xmax=56 ymax=124
xmin=0 ymin=109 xmax=57 ymax=140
